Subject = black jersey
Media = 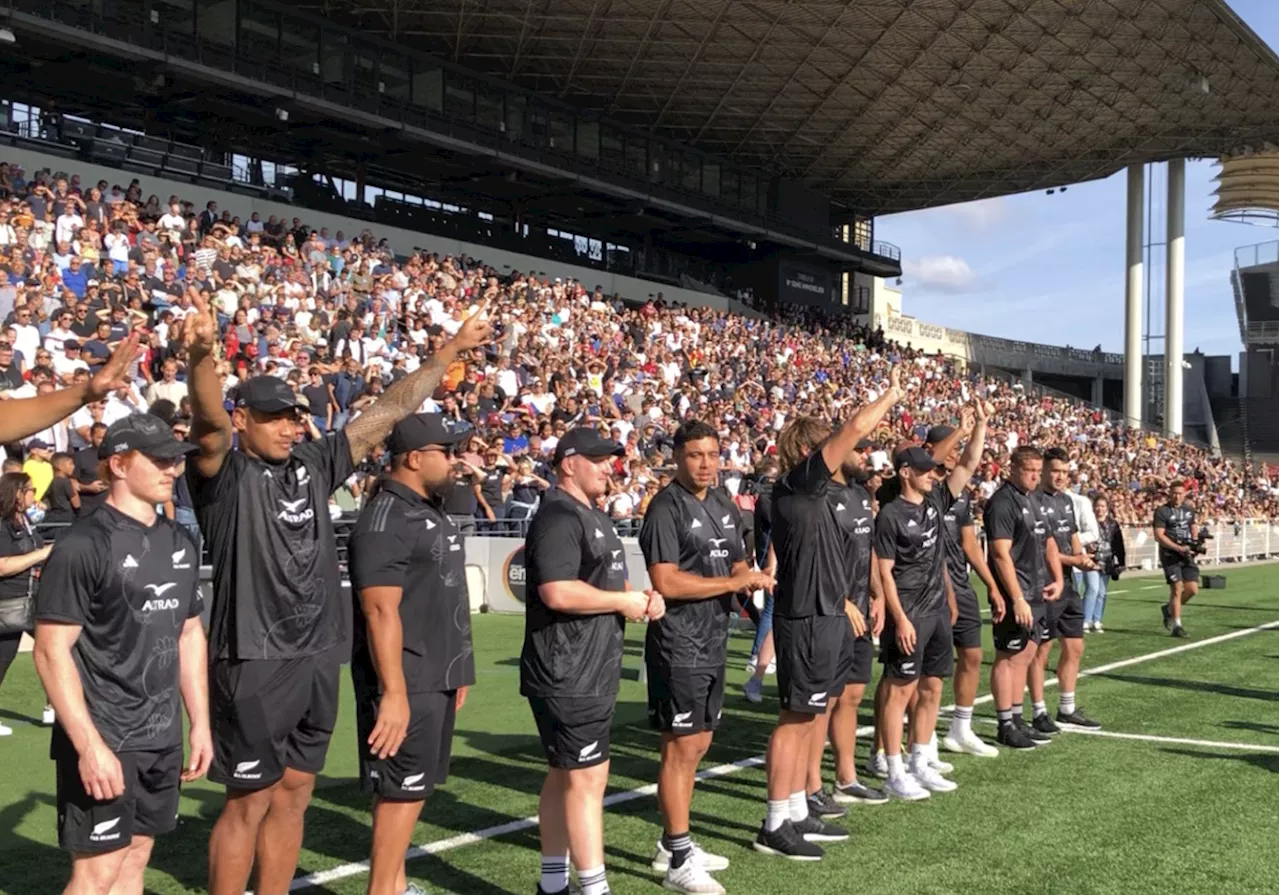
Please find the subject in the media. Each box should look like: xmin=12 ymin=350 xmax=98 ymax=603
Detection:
xmin=639 ymin=482 xmax=746 ymax=669
xmin=939 ymin=482 xmax=976 ymax=598
xmin=187 ymin=432 xmax=355 ymax=661
xmin=873 ymin=483 xmax=954 ymax=616
xmin=519 ymin=488 xmax=628 ymax=698
xmin=348 ymin=480 xmax=476 ymax=695
xmin=984 ymin=481 xmax=1048 ymax=605
xmin=771 ymin=451 xmax=849 ymax=618
xmin=828 ymin=482 xmax=875 ymax=614
xmin=1033 ymin=488 xmax=1078 ymax=557
xmin=1153 ymin=502 xmax=1195 ymax=561
xmin=35 ymin=505 xmax=201 ymax=752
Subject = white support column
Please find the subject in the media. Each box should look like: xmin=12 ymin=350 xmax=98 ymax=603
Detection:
xmin=1164 ymin=157 xmax=1186 ymax=438
xmin=1124 ymin=165 xmax=1145 ymax=428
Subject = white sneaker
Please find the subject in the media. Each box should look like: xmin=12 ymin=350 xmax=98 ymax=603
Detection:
xmin=764 ymin=659 xmax=776 ymax=676
xmin=651 ymin=841 xmax=730 ymax=873
xmin=663 ymin=860 xmax=726 ymax=895
xmin=942 ymin=731 xmax=999 ymax=758
xmin=0 ymin=722 xmax=12 ymax=736
xmin=911 ymin=763 xmax=958 ymax=793
xmin=1094 ymin=623 xmax=1104 ymax=634
xmin=746 ymin=654 xmax=759 ymax=674
xmin=865 ymin=751 xmax=889 ymax=779
xmin=884 ymin=774 xmax=931 ymax=801
xmin=42 ymin=705 xmax=55 ymax=726
xmin=928 ymin=754 xmax=954 ymax=775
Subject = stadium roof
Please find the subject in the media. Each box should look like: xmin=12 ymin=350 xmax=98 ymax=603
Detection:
xmin=300 ymin=0 xmax=1278 ymax=215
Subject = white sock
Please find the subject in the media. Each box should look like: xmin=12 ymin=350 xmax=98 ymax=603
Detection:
xmin=1033 ymin=700 xmax=1048 ymax=718
xmin=578 ymin=864 xmax=609 ymax=895
xmin=909 ymin=741 xmax=929 ymax=771
xmin=765 ymin=798 xmax=790 ymax=832
xmin=886 ymin=752 xmax=906 ymax=780
xmin=1060 ymin=691 xmax=1076 ymax=715
xmin=788 ymin=790 xmax=808 ymax=823
xmin=950 ymin=705 xmax=974 ymax=738
xmin=927 ymin=732 xmax=940 ymax=760
xmin=540 ymin=855 xmax=570 ymax=893
xmin=1173 ymin=615 xmax=1182 ymax=626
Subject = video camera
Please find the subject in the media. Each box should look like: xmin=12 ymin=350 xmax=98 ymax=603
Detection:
xmin=1177 ymin=530 xmax=1213 ymax=558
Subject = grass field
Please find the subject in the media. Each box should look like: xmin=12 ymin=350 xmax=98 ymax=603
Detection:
xmin=2 ymin=564 xmax=1277 ymax=895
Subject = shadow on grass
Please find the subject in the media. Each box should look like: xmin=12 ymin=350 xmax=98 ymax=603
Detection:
xmin=1221 ymin=719 xmax=1279 ymax=735
xmin=1160 ymin=747 xmax=1278 ymax=774
xmin=1091 ymin=672 xmax=1278 ymax=702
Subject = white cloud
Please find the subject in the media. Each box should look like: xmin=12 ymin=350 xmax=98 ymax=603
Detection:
xmin=943 ymin=197 xmax=1010 ymax=232
xmin=902 ymin=254 xmax=978 ymax=293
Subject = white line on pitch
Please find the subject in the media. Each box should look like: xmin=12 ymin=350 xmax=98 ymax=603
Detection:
xmin=970 ymin=718 xmax=1278 ymax=753
xmin=286 ymin=620 xmax=1279 ymax=892
xmin=1139 ymin=584 xmax=1165 ymax=590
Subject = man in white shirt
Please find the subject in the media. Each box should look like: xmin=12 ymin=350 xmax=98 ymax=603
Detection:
xmin=157 ymin=201 xmax=187 ymax=234
xmin=52 ymin=340 xmax=90 ymax=383
xmin=146 ymin=357 xmax=189 ymax=405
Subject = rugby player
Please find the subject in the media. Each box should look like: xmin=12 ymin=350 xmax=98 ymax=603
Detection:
xmin=184 ymin=293 xmax=491 ymax=895
xmin=753 ymin=372 xmax=901 ymax=860
xmin=33 ymin=414 xmax=210 ymax=895
xmin=986 ymin=447 xmax=1063 ymax=750
xmin=520 ymin=427 xmax=664 ymax=895
xmin=1028 ymin=448 xmax=1101 ymax=733
xmin=347 ymin=414 xmax=476 ymax=895
xmin=1153 ymin=481 xmax=1199 ymax=638
xmin=639 ymin=420 xmax=773 ymax=894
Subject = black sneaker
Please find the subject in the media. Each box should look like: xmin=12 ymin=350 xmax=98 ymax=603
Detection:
xmin=833 ymin=780 xmax=889 ymax=805
xmin=1172 ymin=625 xmax=1189 ymax=639
xmin=1161 ymin=602 xmax=1172 ymax=630
xmin=1031 ymin=713 xmax=1061 ymax=736
xmin=1015 ymin=715 xmax=1052 ymax=746
xmin=1057 ymin=708 xmax=1101 ymax=730
xmin=753 ymin=820 xmax=825 ymax=860
xmin=806 ymin=789 xmax=848 ymax=818
xmin=794 ymin=814 xmax=850 ymax=842
xmin=996 ymin=722 xmax=1037 ymax=751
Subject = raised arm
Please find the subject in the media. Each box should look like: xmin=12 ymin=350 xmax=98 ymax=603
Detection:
xmin=948 ymin=400 xmax=987 ymax=497
xmin=342 ymin=302 xmax=493 ymax=465
xmin=820 ymin=366 xmax=903 ymax=474
xmin=184 ymin=294 xmax=233 ymax=478
xmin=0 ymin=334 xmax=139 ymax=444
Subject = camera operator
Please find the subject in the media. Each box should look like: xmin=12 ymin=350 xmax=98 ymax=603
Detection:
xmin=1152 ymin=481 xmax=1200 ymax=639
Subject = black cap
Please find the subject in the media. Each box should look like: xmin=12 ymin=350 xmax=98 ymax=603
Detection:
xmin=387 ymin=413 xmax=466 ymax=455
xmin=925 ymin=425 xmax=955 ymax=445
xmin=99 ymin=414 xmax=199 ymax=460
xmin=64 ymin=339 xmax=80 ymax=350
xmin=894 ymin=446 xmax=941 ymax=473
xmin=553 ymin=427 xmax=623 ymax=464
xmin=234 ymin=376 xmax=303 ymax=413
xmin=855 ymin=437 xmax=876 ymax=451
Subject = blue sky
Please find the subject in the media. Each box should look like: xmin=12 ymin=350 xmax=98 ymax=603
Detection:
xmin=876 ymin=0 xmax=1278 ymax=362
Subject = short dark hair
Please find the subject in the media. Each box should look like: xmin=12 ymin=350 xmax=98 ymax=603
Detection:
xmin=1011 ymin=446 xmax=1043 ymax=469
xmin=673 ymin=420 xmax=718 ymax=450
xmin=1043 ymin=447 xmax=1070 ymax=464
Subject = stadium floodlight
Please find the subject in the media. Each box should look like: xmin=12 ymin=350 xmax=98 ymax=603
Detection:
xmin=0 ymin=28 xmax=15 ymax=44
xmin=275 ymin=107 xmax=289 ymax=123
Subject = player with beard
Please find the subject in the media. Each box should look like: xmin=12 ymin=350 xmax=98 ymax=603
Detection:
xmin=184 ymin=291 xmax=491 ymax=895
xmin=521 ymin=428 xmax=664 ymax=895
xmin=752 ymin=371 xmax=901 ymax=861
xmin=805 ymin=439 xmax=889 ymax=810
xmin=924 ymin=418 xmax=1004 ymax=758
xmin=1028 ymin=447 xmax=1101 ymax=733
xmin=347 ymin=414 xmax=476 ymax=895
xmin=639 ymin=420 xmax=773 ymax=894
xmin=34 ymin=415 xmax=210 ymax=895
xmin=1154 ymin=481 xmax=1199 ymax=638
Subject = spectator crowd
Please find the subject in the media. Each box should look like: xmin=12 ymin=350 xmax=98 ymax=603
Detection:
xmin=0 ymin=157 xmax=1275 ymax=540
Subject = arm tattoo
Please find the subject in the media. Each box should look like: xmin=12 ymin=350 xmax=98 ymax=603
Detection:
xmin=342 ymin=353 xmax=454 ymax=463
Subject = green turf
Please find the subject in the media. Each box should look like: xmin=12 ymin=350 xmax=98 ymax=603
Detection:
xmin=1 ymin=564 xmax=1276 ymax=894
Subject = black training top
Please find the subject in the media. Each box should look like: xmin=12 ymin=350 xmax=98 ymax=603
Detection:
xmin=187 ymin=432 xmax=355 ymax=661
xmin=0 ymin=516 xmax=43 ymax=600
xmin=938 ymin=482 xmax=976 ymax=598
xmin=1032 ymin=488 xmax=1078 ymax=557
xmin=35 ymin=505 xmax=201 ymax=752
xmin=873 ymin=482 xmax=955 ymax=616
xmin=1153 ymin=502 xmax=1195 ymax=563
xmin=770 ymin=450 xmax=849 ymax=618
xmin=828 ymin=481 xmax=875 ymax=614
xmin=984 ymin=480 xmax=1048 ymax=605
xmin=639 ymin=481 xmax=746 ymax=669
xmin=519 ymin=488 xmax=628 ymax=699
xmin=348 ymin=480 xmax=476 ymax=696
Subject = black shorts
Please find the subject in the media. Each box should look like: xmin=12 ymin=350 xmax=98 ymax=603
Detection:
xmin=774 ymin=614 xmax=852 ymax=714
xmin=356 ymin=689 xmax=458 ymax=800
xmin=992 ymin=601 xmax=1049 ymax=653
xmin=210 ymin=654 xmax=340 ymax=789
xmin=647 ymin=665 xmax=725 ymax=735
xmin=1162 ymin=560 xmax=1200 ymax=585
xmin=838 ymin=632 xmax=875 ymax=686
xmin=881 ymin=611 xmax=954 ymax=680
xmin=952 ymin=586 xmax=984 ymax=650
xmin=528 ymin=695 xmax=615 ymax=769
xmin=1046 ymin=588 xmax=1085 ymax=640
xmin=54 ymin=739 xmax=182 ymax=852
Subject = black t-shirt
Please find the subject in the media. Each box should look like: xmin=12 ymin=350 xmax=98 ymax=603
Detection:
xmin=302 ymin=383 xmax=331 ymax=416
xmin=187 ymin=432 xmax=355 ymax=661
xmin=639 ymin=482 xmax=745 ymax=669
xmin=441 ymin=474 xmax=478 ymax=515
xmin=1153 ymin=502 xmax=1195 ymax=562
xmin=770 ymin=451 xmax=848 ymax=618
xmin=1033 ymin=488 xmax=1078 ymax=557
xmin=0 ymin=516 xmax=42 ymax=600
xmin=519 ymin=488 xmax=627 ymax=698
xmin=44 ymin=476 xmax=77 ymax=524
xmin=479 ymin=467 xmax=505 ymax=508
xmin=34 ymin=505 xmax=201 ymax=752
xmin=828 ymin=482 xmax=875 ymax=614
xmin=72 ymin=446 xmax=108 ymax=516
xmin=939 ymin=482 xmax=976 ymax=598
xmin=873 ymin=483 xmax=954 ymax=616
xmin=0 ymin=364 xmax=23 ymax=390
xmin=348 ymin=481 xmax=475 ymax=695
xmin=984 ymin=481 xmax=1048 ymax=605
